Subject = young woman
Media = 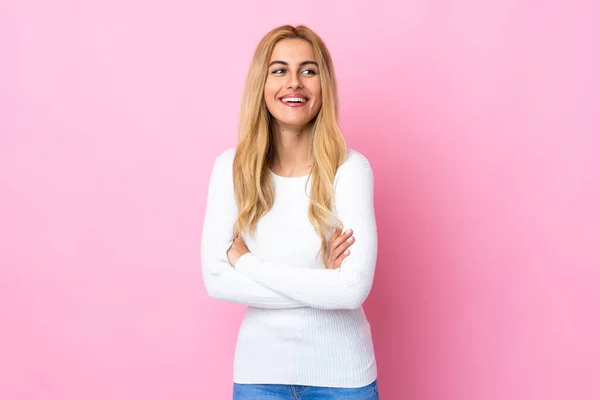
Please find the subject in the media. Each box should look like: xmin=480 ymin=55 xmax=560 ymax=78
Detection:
xmin=201 ymin=24 xmax=379 ymax=400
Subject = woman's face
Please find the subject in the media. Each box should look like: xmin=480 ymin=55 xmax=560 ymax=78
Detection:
xmin=264 ymin=38 xmax=322 ymax=129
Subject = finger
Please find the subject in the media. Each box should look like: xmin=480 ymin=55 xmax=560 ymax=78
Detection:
xmin=332 ymin=234 xmax=355 ymax=260
xmin=329 ymin=227 xmax=342 ymax=244
xmin=331 ymin=229 xmax=353 ymax=249
xmin=328 ymin=248 xmax=349 ymax=270
xmin=334 ymin=249 xmax=350 ymax=269
xmin=329 ymin=235 xmax=353 ymax=262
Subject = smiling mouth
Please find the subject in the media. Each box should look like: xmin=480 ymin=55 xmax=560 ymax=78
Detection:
xmin=279 ymin=98 xmax=309 ymax=108
xmin=279 ymin=96 xmax=309 ymax=104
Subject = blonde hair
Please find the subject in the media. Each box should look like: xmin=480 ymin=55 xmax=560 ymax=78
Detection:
xmin=232 ymin=24 xmax=347 ymax=264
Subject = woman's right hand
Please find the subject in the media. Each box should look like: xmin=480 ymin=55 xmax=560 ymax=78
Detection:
xmin=326 ymin=228 xmax=355 ymax=270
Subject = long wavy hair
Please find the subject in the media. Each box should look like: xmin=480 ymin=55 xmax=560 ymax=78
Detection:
xmin=232 ymin=25 xmax=347 ymax=264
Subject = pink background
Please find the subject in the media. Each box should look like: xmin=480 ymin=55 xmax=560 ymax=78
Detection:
xmin=1 ymin=1 xmax=599 ymax=399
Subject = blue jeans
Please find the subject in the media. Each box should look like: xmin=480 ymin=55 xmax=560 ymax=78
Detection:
xmin=233 ymin=380 xmax=379 ymax=399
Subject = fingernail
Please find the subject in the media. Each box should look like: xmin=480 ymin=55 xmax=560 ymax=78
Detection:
xmin=346 ymin=229 xmax=352 ymax=234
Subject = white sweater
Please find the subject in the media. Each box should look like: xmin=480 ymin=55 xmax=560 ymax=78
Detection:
xmin=200 ymin=147 xmax=378 ymax=388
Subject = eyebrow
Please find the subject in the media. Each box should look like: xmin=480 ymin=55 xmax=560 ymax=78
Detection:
xmin=268 ymin=60 xmax=319 ymax=68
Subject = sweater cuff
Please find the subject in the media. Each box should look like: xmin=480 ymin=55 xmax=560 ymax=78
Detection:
xmin=235 ymin=252 xmax=260 ymax=272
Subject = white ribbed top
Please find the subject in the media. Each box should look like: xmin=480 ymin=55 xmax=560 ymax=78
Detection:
xmin=200 ymin=147 xmax=378 ymax=388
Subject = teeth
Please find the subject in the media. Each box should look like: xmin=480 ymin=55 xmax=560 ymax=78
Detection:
xmin=282 ymin=97 xmax=307 ymax=103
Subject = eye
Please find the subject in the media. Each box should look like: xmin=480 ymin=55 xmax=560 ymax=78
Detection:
xmin=270 ymin=68 xmax=318 ymax=76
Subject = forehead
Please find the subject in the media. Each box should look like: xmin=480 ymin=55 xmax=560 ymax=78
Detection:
xmin=270 ymin=38 xmax=316 ymax=62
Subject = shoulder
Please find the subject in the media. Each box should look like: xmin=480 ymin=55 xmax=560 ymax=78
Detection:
xmin=336 ymin=148 xmax=373 ymax=178
xmin=207 ymin=147 xmax=236 ymax=190
xmin=215 ymin=147 xmax=236 ymax=164
xmin=211 ymin=147 xmax=236 ymax=173
xmin=334 ymin=148 xmax=374 ymax=191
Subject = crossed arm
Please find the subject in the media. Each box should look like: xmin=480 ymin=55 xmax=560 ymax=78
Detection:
xmin=200 ymin=149 xmax=378 ymax=310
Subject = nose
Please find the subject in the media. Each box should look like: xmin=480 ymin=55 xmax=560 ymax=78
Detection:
xmin=286 ymin=71 xmax=303 ymax=89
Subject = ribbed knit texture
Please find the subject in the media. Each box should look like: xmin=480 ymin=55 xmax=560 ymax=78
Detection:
xmin=200 ymin=147 xmax=378 ymax=388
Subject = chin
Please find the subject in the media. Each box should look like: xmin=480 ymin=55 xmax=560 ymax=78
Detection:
xmin=277 ymin=119 xmax=312 ymax=129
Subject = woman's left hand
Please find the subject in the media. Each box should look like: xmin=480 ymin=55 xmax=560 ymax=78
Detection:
xmin=227 ymin=235 xmax=250 ymax=268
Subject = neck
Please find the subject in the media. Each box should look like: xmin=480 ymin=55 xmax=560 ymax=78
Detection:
xmin=270 ymin=120 xmax=313 ymax=177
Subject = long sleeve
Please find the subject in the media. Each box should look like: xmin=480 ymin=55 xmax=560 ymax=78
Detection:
xmin=200 ymin=149 xmax=306 ymax=309
xmin=235 ymin=153 xmax=378 ymax=310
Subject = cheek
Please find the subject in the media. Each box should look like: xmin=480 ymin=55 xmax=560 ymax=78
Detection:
xmin=263 ymin=86 xmax=272 ymax=100
xmin=312 ymin=89 xmax=323 ymax=108
xmin=263 ymin=90 xmax=274 ymax=110
xmin=263 ymin=82 xmax=278 ymax=104
xmin=311 ymin=83 xmax=322 ymax=103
